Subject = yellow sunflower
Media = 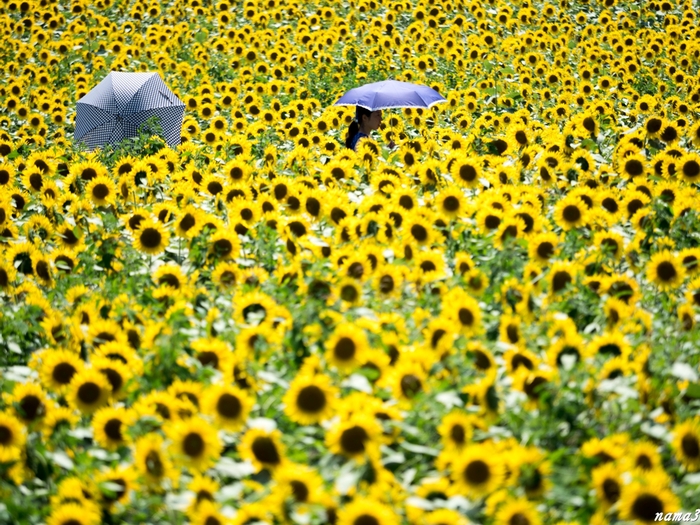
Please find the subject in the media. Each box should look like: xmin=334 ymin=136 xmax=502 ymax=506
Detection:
xmin=134 ymin=433 xmax=178 ymax=488
xmin=165 ymin=416 xmax=222 ymax=472
xmin=239 ymin=427 xmax=286 ymax=472
xmin=646 ymin=250 xmax=686 ymax=290
xmin=450 ymin=443 xmax=506 ymax=498
xmin=619 ymin=475 xmax=680 ymax=525
xmin=67 ymin=368 xmax=111 ymax=415
xmin=671 ymin=418 xmax=700 ymax=471
xmin=554 ymin=194 xmax=589 ymax=230
xmin=325 ymin=323 xmax=370 ymax=371
xmin=337 ymin=498 xmax=399 ymax=525
xmin=92 ymin=406 xmax=136 ymax=450
xmin=132 ymin=217 xmax=170 ymax=255
xmin=282 ymin=373 xmax=338 ymax=425
xmin=202 ymin=383 xmax=253 ymax=432
xmin=326 ymin=414 xmax=382 ymax=460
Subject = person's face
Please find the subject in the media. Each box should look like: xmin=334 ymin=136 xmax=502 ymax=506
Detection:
xmin=363 ymin=110 xmax=382 ymax=130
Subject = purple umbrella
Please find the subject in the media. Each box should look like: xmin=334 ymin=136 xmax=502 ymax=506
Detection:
xmin=334 ymin=79 xmax=446 ymax=110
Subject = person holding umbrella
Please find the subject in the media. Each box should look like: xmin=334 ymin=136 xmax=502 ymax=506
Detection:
xmin=336 ymin=79 xmax=446 ymax=152
xmin=345 ymin=105 xmax=394 ymax=152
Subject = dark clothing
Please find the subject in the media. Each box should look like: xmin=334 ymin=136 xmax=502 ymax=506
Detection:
xmin=349 ymin=131 xmax=368 ymax=151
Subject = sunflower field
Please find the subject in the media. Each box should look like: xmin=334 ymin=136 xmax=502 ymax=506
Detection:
xmin=3 ymin=0 xmax=700 ymax=523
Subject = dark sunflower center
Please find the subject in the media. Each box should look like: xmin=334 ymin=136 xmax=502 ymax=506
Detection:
xmin=602 ymin=478 xmax=620 ymax=502
xmin=636 ymin=454 xmax=653 ymax=470
xmin=646 ymin=118 xmax=662 ymax=133
xmin=340 ymin=425 xmax=369 ymax=454
xmin=631 ymin=493 xmax=664 ymax=521
xmin=512 ymin=354 xmax=533 ymax=370
xmin=252 ymin=436 xmax=281 ymax=464
xmin=601 ymin=238 xmax=618 ymax=254
xmin=484 ymin=215 xmax=501 ymax=229
xmin=198 ymin=351 xmax=219 ymax=368
xmin=443 ymin=196 xmax=460 ymax=212
xmin=105 ymin=418 xmax=123 ymax=441
xmin=29 ymin=173 xmax=43 ymax=190
xmin=53 ymin=362 xmax=77 ymax=385
xmin=379 ymin=275 xmax=394 ymax=294
xmin=661 ymin=126 xmax=678 ymax=142
xmin=340 ymin=284 xmax=359 ymax=302
xmin=18 ymin=395 xmax=41 ymax=421
xmin=399 ymin=195 xmax=414 ymax=210
xmin=552 ymin=271 xmax=572 ymax=292
xmin=458 ymin=307 xmax=474 ymax=327
xmin=348 ymin=262 xmax=364 ymax=279
xmin=297 ymin=385 xmax=326 ymax=413
xmin=35 ymin=261 xmax=50 ymax=281
xmin=682 ymin=434 xmax=700 ymax=458
xmin=562 ymin=205 xmax=581 ymax=223
xmin=101 ymin=367 xmax=123 ymax=393
xmin=506 ymin=325 xmax=519 ymax=343
xmin=501 ymin=225 xmax=518 ymax=241
xmin=656 ymin=261 xmax=677 ymax=282
xmin=129 ymin=215 xmax=145 ymax=230
xmin=140 ymin=228 xmax=162 ymax=248
xmin=411 ymin=224 xmax=428 ymax=242
xmin=464 ymin=460 xmax=490 ymax=484
xmin=524 ymin=376 xmax=547 ymax=399
xmin=602 ymin=197 xmax=618 ymax=213
xmin=508 ymin=513 xmax=531 ymax=525
xmin=683 ymin=160 xmax=700 ymax=179
xmin=146 ymin=450 xmax=164 ymax=478
xmin=0 ymin=425 xmax=12 ymax=445
xmin=450 ymin=424 xmax=466 ymax=444
xmin=354 ymin=516 xmax=380 ymax=525
xmin=183 ymin=432 xmax=205 ymax=457
xmin=420 ymin=260 xmax=436 ymax=273
xmin=217 ymin=393 xmax=242 ymax=419
xmin=625 ymin=159 xmax=644 ymax=176
xmin=290 ymin=480 xmax=309 ymax=502
xmin=92 ymin=183 xmax=110 ymax=199
xmin=213 ymin=239 xmax=233 ymax=257
xmin=473 ymin=350 xmax=491 ymax=370
xmin=78 ymin=382 xmax=101 ymax=405
xmin=334 ymin=337 xmax=356 ymax=361
xmin=537 ymin=242 xmax=553 ymax=259
xmin=400 ymin=374 xmax=422 ymax=398
xmin=459 ymin=164 xmax=477 ymax=182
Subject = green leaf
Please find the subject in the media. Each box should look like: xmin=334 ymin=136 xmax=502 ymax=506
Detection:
xmin=195 ymin=31 xmax=208 ymax=44
xmin=581 ymin=138 xmax=597 ymax=150
xmin=685 ymin=383 xmax=700 ymax=399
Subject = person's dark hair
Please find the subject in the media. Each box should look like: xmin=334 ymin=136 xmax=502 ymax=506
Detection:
xmin=345 ymin=105 xmax=372 ymax=149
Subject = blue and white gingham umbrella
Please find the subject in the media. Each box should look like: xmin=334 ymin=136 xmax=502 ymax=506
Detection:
xmin=75 ymin=71 xmax=185 ymax=150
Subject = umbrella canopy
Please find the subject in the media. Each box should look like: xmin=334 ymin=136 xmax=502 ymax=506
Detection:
xmin=75 ymin=72 xmax=185 ymax=150
xmin=333 ymin=79 xmax=446 ymax=111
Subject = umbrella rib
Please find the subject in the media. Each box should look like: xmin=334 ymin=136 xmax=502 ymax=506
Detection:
xmin=121 ymin=74 xmax=158 ymax=115
xmin=109 ymin=74 xmax=121 ymax=114
xmin=122 ymin=106 xmax=185 ymax=122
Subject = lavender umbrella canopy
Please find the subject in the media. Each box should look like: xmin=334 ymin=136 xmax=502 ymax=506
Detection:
xmin=334 ymin=80 xmax=446 ymax=110
xmin=75 ymin=71 xmax=185 ymax=150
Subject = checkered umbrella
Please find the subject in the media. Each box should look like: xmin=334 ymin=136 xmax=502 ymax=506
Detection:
xmin=75 ymin=71 xmax=185 ymax=150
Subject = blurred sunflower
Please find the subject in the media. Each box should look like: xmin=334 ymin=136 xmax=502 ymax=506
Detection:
xmin=165 ymin=416 xmax=222 ymax=472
